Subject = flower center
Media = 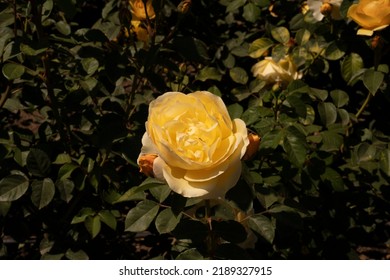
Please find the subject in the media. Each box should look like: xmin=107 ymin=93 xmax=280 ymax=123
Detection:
xmin=172 ymin=118 xmax=218 ymax=163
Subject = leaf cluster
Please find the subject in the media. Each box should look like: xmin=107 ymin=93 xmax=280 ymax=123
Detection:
xmin=1 ymin=0 xmax=390 ymax=260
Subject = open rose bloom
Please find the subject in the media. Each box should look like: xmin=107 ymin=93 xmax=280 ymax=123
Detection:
xmin=251 ymin=56 xmax=302 ymax=86
xmin=347 ymin=0 xmax=390 ymax=36
xmin=138 ymin=91 xmax=250 ymax=199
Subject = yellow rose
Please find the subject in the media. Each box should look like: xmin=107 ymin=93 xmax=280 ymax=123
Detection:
xmin=307 ymin=0 xmax=343 ymax=21
xmin=138 ymin=91 xmax=249 ymax=199
xmin=129 ymin=0 xmax=155 ymax=21
xmin=251 ymin=56 xmax=302 ymax=86
xmin=347 ymin=0 xmax=390 ymax=36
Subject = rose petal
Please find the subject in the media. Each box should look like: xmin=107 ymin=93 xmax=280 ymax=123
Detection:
xmin=138 ymin=132 xmax=158 ymax=159
xmin=161 ymin=136 xmax=246 ymax=199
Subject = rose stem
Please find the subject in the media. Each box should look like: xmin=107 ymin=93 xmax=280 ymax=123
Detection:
xmin=204 ymin=199 xmax=215 ymax=258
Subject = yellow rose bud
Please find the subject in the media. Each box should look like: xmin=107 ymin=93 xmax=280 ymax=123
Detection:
xmin=347 ymin=0 xmax=390 ymax=36
xmin=138 ymin=154 xmax=158 ymax=177
xmin=242 ymin=131 xmax=261 ymax=161
xmin=320 ymin=2 xmax=332 ymax=17
xmin=307 ymin=0 xmax=343 ymax=21
xmin=137 ymin=91 xmax=250 ymax=199
xmin=251 ymin=56 xmax=302 ymax=87
xmin=129 ymin=0 xmax=155 ymax=21
xmin=301 ymin=3 xmax=310 ymax=15
xmin=178 ymin=0 xmax=192 ymax=14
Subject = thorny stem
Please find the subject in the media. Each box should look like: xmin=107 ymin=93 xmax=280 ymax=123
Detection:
xmin=355 ymin=35 xmax=383 ymax=120
xmin=355 ymin=91 xmax=372 ymax=119
xmin=30 ymin=0 xmax=72 ymax=154
xmin=0 ymin=83 xmax=12 ymax=109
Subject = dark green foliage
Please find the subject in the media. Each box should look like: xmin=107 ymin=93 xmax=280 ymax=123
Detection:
xmin=1 ymin=0 xmax=390 ymax=260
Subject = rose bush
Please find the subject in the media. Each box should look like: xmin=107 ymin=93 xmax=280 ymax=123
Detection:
xmin=138 ymin=91 xmax=249 ymax=199
xmin=251 ymin=56 xmax=302 ymax=86
xmin=347 ymin=0 xmax=390 ymax=36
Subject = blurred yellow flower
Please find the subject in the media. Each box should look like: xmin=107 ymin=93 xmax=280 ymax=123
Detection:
xmin=129 ymin=0 xmax=155 ymax=21
xmin=307 ymin=0 xmax=343 ymax=21
xmin=251 ymin=56 xmax=302 ymax=86
xmin=138 ymin=91 xmax=249 ymax=199
xmin=347 ymin=0 xmax=390 ymax=36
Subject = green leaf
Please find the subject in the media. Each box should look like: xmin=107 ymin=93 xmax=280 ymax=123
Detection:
xmin=98 ymin=210 xmax=117 ymax=230
xmin=341 ymin=53 xmax=364 ymax=83
xmin=295 ymin=29 xmax=311 ymax=46
xmin=0 ymin=28 xmax=13 ymax=56
xmin=26 ymin=148 xmax=51 ymax=177
xmin=0 ymin=201 xmax=11 ymax=217
xmin=271 ymin=26 xmax=290 ymax=44
xmin=324 ymin=41 xmax=346 ymax=60
xmin=226 ymin=0 xmax=246 ymax=12
xmin=337 ymin=108 xmax=350 ymax=126
xmin=81 ymin=57 xmax=99 ymax=75
xmin=228 ymin=103 xmax=244 ymax=119
xmin=20 ymin=43 xmax=47 ymax=56
xmin=71 ymin=207 xmax=95 ymax=224
xmin=248 ymin=214 xmax=275 ymax=243
xmin=283 ymin=126 xmax=307 ymax=168
xmin=124 ymin=200 xmax=159 ymax=232
xmin=58 ymin=163 xmax=78 ymax=180
xmin=55 ymin=21 xmax=71 ymax=35
xmin=321 ymin=167 xmax=344 ymax=192
xmin=287 ymin=80 xmax=309 ymax=94
xmin=330 ymin=90 xmax=349 ymax=108
xmin=229 ymin=67 xmax=248 ymax=84
xmin=31 ymin=178 xmax=55 ymax=209
xmin=286 ymin=95 xmax=307 ymax=118
xmin=39 ymin=237 xmax=54 ymax=255
xmin=320 ymin=131 xmax=344 ymax=152
xmin=363 ymin=69 xmax=384 ymax=96
xmin=243 ymin=3 xmax=261 ymax=23
xmin=115 ymin=178 xmax=166 ymax=203
xmin=84 ymin=215 xmax=101 ymax=238
xmin=309 ymin=87 xmax=328 ymax=101
xmin=2 ymin=63 xmax=25 ymax=80
xmin=318 ymin=102 xmax=337 ymax=126
xmin=155 ymin=208 xmax=182 ymax=234
xmin=176 ymin=248 xmax=204 ymax=260
xmin=0 ymin=174 xmax=29 ymax=202
xmin=55 ymin=179 xmax=74 ymax=203
xmin=0 ymin=12 xmax=14 ymax=28
xmin=41 ymin=0 xmax=54 ymax=21
xmin=259 ymin=129 xmax=284 ymax=151
xmin=149 ymin=184 xmax=171 ymax=202
xmin=356 ymin=143 xmax=376 ymax=162
xmin=196 ymin=67 xmax=222 ymax=82
xmin=249 ymin=38 xmax=274 ymax=58
xmin=380 ymin=149 xmax=390 ymax=177
xmin=65 ymin=249 xmax=89 ymax=260
xmin=53 ymin=153 xmax=72 ymax=164
xmin=231 ymin=86 xmax=251 ymax=101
